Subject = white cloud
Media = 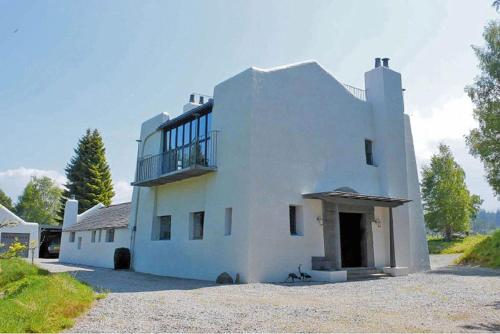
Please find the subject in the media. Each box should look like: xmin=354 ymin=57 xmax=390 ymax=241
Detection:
xmin=113 ymin=180 xmax=133 ymax=204
xmin=0 ymin=167 xmax=133 ymax=205
xmin=409 ymin=95 xmax=499 ymax=211
xmin=0 ymin=167 xmax=66 ymax=202
xmin=410 ymin=94 xmax=476 ymax=165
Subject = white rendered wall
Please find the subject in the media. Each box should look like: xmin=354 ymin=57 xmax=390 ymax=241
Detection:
xmin=404 ymin=115 xmax=431 ymax=271
xmin=365 ymin=66 xmax=411 ymax=270
xmin=0 ymin=205 xmax=39 ymax=258
xmin=59 ymin=228 xmax=129 ymax=268
xmin=243 ymin=62 xmax=383 ymax=282
xmin=131 ymin=71 xmax=255 ymax=282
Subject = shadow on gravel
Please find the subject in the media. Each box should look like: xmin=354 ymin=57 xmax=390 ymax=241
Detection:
xmin=461 ymin=322 xmax=500 ymax=332
xmin=427 ymin=265 xmax=500 ymax=277
xmin=37 ymin=260 xmax=217 ymax=293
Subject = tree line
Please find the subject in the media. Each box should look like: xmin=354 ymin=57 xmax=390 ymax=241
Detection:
xmin=0 ymin=129 xmax=115 ymax=225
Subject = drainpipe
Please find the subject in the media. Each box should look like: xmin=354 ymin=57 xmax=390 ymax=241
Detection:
xmin=129 ymin=129 xmax=161 ymax=270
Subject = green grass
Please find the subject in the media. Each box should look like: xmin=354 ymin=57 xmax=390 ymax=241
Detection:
xmin=457 ymin=229 xmax=500 ymax=268
xmin=427 ymin=234 xmax=488 ymax=254
xmin=0 ymin=258 xmax=96 ymax=333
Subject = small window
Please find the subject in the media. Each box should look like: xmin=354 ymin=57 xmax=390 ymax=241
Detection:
xmin=77 ymin=236 xmax=82 ymax=249
xmin=224 ymin=208 xmax=232 ymax=236
xmin=91 ymin=230 xmax=96 ymax=243
xmin=98 ymin=229 xmax=102 ymax=242
xmin=69 ymin=232 xmax=75 ymax=243
xmin=190 ymin=212 xmax=204 ymax=240
xmin=289 ymin=205 xmax=304 ymax=236
xmin=152 ymin=215 xmax=172 ymax=240
xmin=105 ymin=229 xmax=115 ymax=242
xmin=365 ymin=139 xmax=374 ymax=165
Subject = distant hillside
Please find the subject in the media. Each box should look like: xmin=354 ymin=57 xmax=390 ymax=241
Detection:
xmin=471 ymin=209 xmax=500 ymax=234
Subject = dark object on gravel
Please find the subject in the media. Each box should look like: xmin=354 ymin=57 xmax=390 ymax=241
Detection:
xmin=216 ymin=272 xmax=234 ymax=284
xmin=114 ymin=248 xmax=130 ymax=270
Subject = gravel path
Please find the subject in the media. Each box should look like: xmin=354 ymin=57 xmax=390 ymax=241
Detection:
xmin=37 ymin=258 xmax=500 ymax=333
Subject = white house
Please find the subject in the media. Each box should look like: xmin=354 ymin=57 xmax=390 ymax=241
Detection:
xmin=59 ymin=200 xmax=131 ymax=268
xmin=0 ymin=204 xmax=39 ymax=258
xmin=128 ymin=58 xmax=430 ymax=283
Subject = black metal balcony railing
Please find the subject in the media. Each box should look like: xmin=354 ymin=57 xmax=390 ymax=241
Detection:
xmin=134 ymin=131 xmax=218 ymax=186
xmin=343 ymin=83 xmax=366 ymax=101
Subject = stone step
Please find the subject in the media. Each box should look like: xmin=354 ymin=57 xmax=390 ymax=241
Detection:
xmin=346 ymin=268 xmax=383 ymax=275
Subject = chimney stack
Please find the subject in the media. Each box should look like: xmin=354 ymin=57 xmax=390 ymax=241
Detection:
xmin=63 ymin=199 xmax=78 ymax=228
xmin=382 ymin=58 xmax=390 ymax=68
xmin=375 ymin=58 xmax=381 ymax=68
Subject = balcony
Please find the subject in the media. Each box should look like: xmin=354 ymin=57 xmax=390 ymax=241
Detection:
xmin=133 ymin=131 xmax=218 ymax=187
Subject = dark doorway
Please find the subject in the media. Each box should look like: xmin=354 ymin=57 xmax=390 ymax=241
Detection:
xmin=339 ymin=212 xmax=364 ymax=267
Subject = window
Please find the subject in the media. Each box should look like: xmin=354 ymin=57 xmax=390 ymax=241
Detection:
xmin=289 ymin=205 xmax=304 ymax=236
xmin=162 ymin=109 xmax=213 ymax=170
xmin=91 ymin=230 xmax=96 ymax=243
xmin=98 ymin=229 xmax=102 ymax=242
xmin=69 ymin=232 xmax=75 ymax=243
xmin=190 ymin=212 xmax=204 ymax=240
xmin=224 ymin=208 xmax=232 ymax=236
xmin=365 ymin=139 xmax=374 ymax=165
xmin=152 ymin=215 xmax=171 ymax=240
xmin=77 ymin=236 xmax=82 ymax=250
xmin=105 ymin=229 xmax=115 ymax=242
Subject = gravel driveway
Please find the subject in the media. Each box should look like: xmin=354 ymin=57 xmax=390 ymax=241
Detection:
xmin=37 ymin=257 xmax=500 ymax=333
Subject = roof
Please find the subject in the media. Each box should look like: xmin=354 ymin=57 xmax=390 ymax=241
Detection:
xmin=63 ymin=202 xmax=131 ymax=232
xmin=302 ymin=191 xmax=411 ymax=208
xmin=0 ymin=204 xmax=25 ymax=224
xmin=158 ymin=100 xmax=213 ymax=130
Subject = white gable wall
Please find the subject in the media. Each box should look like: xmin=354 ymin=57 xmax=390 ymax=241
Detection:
xmin=59 ymin=228 xmax=129 ymax=268
xmin=244 ymin=62 xmax=383 ymax=282
xmin=0 ymin=205 xmax=39 ymax=258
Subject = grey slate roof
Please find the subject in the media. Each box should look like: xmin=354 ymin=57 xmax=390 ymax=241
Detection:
xmin=63 ymin=202 xmax=131 ymax=232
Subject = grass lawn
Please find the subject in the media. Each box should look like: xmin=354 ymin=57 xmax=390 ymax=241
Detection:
xmin=0 ymin=258 xmax=96 ymax=333
xmin=427 ymin=234 xmax=488 ymax=254
xmin=457 ymin=229 xmax=500 ymax=268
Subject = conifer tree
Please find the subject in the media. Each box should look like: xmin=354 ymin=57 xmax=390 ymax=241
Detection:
xmin=62 ymin=129 xmax=115 ymax=213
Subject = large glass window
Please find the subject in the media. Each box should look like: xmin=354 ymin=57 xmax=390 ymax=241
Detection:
xmin=191 ymin=119 xmax=197 ymax=141
xmin=170 ymin=128 xmax=176 ymax=150
xmin=162 ymin=110 xmax=212 ymax=171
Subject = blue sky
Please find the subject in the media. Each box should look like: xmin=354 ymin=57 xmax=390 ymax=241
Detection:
xmin=0 ymin=0 xmax=498 ymax=210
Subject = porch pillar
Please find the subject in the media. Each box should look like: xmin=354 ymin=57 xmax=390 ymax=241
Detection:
xmin=332 ymin=203 xmax=342 ymax=270
xmin=389 ymin=207 xmax=396 ymax=268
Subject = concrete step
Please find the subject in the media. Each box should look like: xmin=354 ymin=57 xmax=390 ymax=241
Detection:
xmin=346 ymin=267 xmax=383 ymax=275
xmin=346 ymin=268 xmax=390 ymax=280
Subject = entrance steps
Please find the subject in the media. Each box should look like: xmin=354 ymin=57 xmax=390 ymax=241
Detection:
xmin=346 ymin=267 xmax=390 ymax=281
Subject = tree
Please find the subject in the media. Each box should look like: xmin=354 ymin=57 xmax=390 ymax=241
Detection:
xmin=421 ymin=144 xmax=482 ymax=240
xmin=63 ymin=129 xmax=115 ymax=213
xmin=0 ymin=189 xmax=14 ymax=212
xmin=465 ymin=19 xmax=500 ymax=197
xmin=15 ymin=176 xmax=62 ymax=225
